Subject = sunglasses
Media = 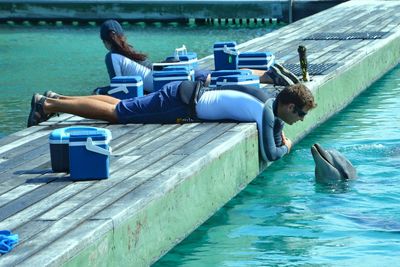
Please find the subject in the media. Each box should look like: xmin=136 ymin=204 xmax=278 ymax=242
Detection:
xmin=294 ymin=106 xmax=308 ymax=117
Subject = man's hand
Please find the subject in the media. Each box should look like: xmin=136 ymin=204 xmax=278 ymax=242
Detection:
xmin=281 ymin=132 xmax=292 ymax=153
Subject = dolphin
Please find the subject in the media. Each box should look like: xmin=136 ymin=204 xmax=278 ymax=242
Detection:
xmin=311 ymin=143 xmax=357 ymax=184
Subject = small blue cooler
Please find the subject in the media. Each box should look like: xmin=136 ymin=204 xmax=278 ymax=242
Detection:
xmin=49 ymin=126 xmax=100 ymax=173
xmin=152 ymin=69 xmax=192 ymax=91
xmin=216 ymin=74 xmax=260 ymax=88
xmin=69 ymin=128 xmax=112 ymax=180
xmin=213 ymin=41 xmax=238 ymax=70
xmin=209 ymin=69 xmax=252 ymax=88
xmin=109 ymin=76 xmax=143 ymax=99
xmin=238 ymin=52 xmax=275 ymax=70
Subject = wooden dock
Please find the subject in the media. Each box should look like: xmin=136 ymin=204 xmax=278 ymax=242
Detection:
xmin=0 ymin=0 xmax=347 ymax=24
xmin=1 ymin=0 xmax=400 ymax=266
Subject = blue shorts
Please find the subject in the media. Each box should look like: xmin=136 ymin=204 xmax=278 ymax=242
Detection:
xmin=194 ymin=69 xmax=211 ymax=83
xmin=115 ymin=81 xmax=190 ymax=124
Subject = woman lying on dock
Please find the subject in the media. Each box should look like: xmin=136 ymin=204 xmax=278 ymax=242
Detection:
xmin=99 ymin=20 xmax=299 ymax=93
xmin=27 ymin=81 xmax=316 ymax=162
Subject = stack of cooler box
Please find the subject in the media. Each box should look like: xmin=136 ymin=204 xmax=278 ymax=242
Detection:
xmin=163 ymin=65 xmax=195 ymax=80
xmin=152 ymin=46 xmax=198 ymax=91
xmin=212 ymin=42 xmax=276 ymax=88
xmin=152 ymin=66 xmax=193 ymax=91
xmin=49 ymin=126 xmax=112 ymax=180
xmin=108 ymin=76 xmax=144 ymax=99
xmin=213 ymin=41 xmax=238 ymax=70
xmin=238 ymin=52 xmax=275 ymax=70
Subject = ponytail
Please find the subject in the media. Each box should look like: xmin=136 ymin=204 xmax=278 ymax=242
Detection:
xmin=105 ymin=31 xmax=147 ymax=62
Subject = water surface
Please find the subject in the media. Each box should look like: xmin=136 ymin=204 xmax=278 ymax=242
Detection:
xmin=0 ymin=22 xmax=279 ymax=137
xmin=155 ymin=65 xmax=400 ymax=266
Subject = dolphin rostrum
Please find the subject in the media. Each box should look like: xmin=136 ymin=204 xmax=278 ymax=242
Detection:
xmin=311 ymin=143 xmax=357 ymax=184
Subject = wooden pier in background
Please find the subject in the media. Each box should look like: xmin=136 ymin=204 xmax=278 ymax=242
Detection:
xmin=0 ymin=0 xmax=347 ymax=24
xmin=1 ymin=1 xmax=400 ymax=266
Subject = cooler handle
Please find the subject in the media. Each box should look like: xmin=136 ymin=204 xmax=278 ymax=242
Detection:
xmin=223 ymin=45 xmax=238 ymax=56
xmin=174 ymin=45 xmax=187 ymax=60
xmin=108 ymin=85 xmax=129 ymax=95
xmin=86 ymin=137 xmax=112 ymax=156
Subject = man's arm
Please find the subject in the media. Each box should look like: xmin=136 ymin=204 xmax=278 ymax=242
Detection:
xmin=281 ymin=131 xmax=292 ymax=153
xmin=259 ymin=106 xmax=289 ymax=162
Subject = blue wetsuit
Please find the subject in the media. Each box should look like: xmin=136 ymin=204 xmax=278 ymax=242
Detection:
xmin=115 ymin=81 xmax=288 ymax=161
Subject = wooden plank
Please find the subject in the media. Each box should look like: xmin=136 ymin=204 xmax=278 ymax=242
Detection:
xmin=0 ymin=139 xmax=49 ymax=174
xmin=0 ymin=123 xmax=112 ymax=192
xmin=0 ymin=182 xmax=92 ymax=230
xmin=0 ymin=123 xmax=209 ymax=245
xmin=13 ymin=220 xmax=53 ymax=244
xmin=93 ymin=123 xmax=256 ymax=225
xmin=0 ymin=179 xmax=71 ymax=222
xmin=0 ymin=128 xmax=53 ymax=156
xmin=0 ymin=153 xmax=55 ymax=193
xmin=0 ymin=126 xmax=46 ymax=147
xmin=0 ymin=124 xmax=133 ymax=213
xmin=18 ymin=219 xmax=114 ymax=267
xmin=2 ymin=123 xmax=254 ymax=266
xmin=39 ymin=123 xmax=216 ymax=221
xmin=173 ymin=122 xmax=237 ymax=155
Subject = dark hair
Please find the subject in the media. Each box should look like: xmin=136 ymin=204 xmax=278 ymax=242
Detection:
xmin=100 ymin=20 xmax=147 ymax=62
xmin=276 ymin=83 xmax=317 ymax=110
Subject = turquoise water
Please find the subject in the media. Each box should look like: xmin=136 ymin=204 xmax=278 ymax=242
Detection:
xmin=154 ymin=65 xmax=400 ymax=266
xmin=0 ymin=22 xmax=279 ymax=137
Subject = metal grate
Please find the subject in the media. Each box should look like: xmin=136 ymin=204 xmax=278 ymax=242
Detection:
xmin=304 ymin=31 xmax=389 ymax=40
xmin=282 ymin=63 xmax=337 ymax=76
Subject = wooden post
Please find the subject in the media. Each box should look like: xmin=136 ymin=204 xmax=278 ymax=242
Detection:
xmin=289 ymin=0 xmax=293 ymax=23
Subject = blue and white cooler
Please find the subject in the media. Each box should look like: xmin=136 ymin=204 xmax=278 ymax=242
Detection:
xmin=159 ymin=65 xmax=195 ymax=81
xmin=68 ymin=128 xmax=112 ymax=180
xmin=238 ymin=52 xmax=275 ymax=70
xmin=216 ymin=74 xmax=260 ymax=88
xmin=152 ymin=69 xmax=192 ymax=91
xmin=108 ymin=76 xmax=143 ymax=99
xmin=209 ymin=69 xmax=252 ymax=88
xmin=49 ymin=126 xmax=100 ymax=173
xmin=213 ymin=41 xmax=238 ymax=70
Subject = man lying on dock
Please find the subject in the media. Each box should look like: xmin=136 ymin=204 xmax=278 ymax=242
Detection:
xmin=27 ymin=81 xmax=316 ymax=161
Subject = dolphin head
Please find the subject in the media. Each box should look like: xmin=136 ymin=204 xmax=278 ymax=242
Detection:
xmin=311 ymin=143 xmax=357 ymax=184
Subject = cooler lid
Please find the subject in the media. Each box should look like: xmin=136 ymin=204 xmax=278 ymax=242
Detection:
xmin=69 ymin=128 xmax=112 ymax=143
xmin=111 ymin=76 xmax=142 ymax=84
xmin=153 ymin=70 xmax=191 ymax=77
xmin=238 ymin=52 xmax=274 ymax=58
xmin=49 ymin=126 xmax=101 ymax=144
xmin=163 ymin=66 xmax=190 ymax=72
xmin=211 ymin=70 xmax=252 ymax=78
xmin=213 ymin=41 xmax=237 ymax=48
xmin=216 ymin=74 xmax=260 ymax=82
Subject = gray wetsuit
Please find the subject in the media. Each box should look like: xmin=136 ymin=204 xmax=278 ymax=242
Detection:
xmin=196 ymin=86 xmax=288 ymax=161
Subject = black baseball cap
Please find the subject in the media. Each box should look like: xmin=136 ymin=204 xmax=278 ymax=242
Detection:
xmin=100 ymin=20 xmax=124 ymax=40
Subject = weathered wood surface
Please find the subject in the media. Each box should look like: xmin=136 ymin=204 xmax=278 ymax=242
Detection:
xmin=0 ymin=116 xmax=258 ymax=266
xmin=1 ymin=1 xmax=400 ymax=266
